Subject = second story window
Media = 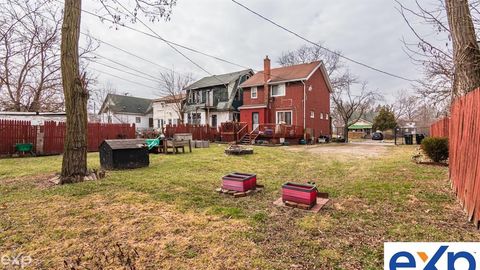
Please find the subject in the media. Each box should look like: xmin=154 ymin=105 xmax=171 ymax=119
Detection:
xmin=310 ymin=111 xmax=315 ymax=118
xmin=271 ymin=84 xmax=286 ymax=97
xmin=136 ymin=117 xmax=141 ymax=123
xmin=251 ymin=87 xmax=257 ymax=99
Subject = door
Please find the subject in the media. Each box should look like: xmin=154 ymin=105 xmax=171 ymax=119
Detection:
xmin=252 ymin=112 xmax=259 ymax=130
xmin=211 ymin=115 xmax=217 ymax=128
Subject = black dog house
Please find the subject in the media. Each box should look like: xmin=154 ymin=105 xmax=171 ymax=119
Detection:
xmin=100 ymin=139 xmax=149 ymax=170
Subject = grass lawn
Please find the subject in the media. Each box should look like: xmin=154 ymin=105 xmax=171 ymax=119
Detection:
xmin=0 ymin=144 xmax=478 ymax=269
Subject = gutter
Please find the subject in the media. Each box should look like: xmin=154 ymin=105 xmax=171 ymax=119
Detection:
xmin=301 ymin=80 xmax=306 ymax=140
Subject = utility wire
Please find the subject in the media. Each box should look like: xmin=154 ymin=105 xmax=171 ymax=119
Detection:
xmin=90 ymin=60 xmax=166 ymax=86
xmin=111 ymin=0 xmax=229 ymax=88
xmin=89 ymin=67 xmax=159 ymax=91
xmin=231 ymin=0 xmax=418 ymax=83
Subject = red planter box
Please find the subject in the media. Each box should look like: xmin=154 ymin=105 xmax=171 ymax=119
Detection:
xmin=282 ymin=182 xmax=317 ymax=207
xmin=222 ymin=172 xmax=257 ymax=192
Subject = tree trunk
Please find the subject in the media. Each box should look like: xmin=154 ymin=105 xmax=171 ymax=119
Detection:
xmin=445 ymin=0 xmax=480 ymax=97
xmin=60 ymin=0 xmax=88 ymax=183
xmin=343 ymin=126 xmax=349 ymax=143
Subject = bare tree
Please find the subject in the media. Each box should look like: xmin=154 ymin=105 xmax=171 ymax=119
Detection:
xmin=157 ymin=70 xmax=193 ymax=124
xmin=331 ymin=81 xmax=379 ymax=142
xmin=277 ymin=43 xmax=355 ymax=90
xmin=0 ymin=0 xmax=63 ymax=112
xmin=60 ymin=0 xmax=176 ymax=183
xmin=445 ymin=0 xmax=480 ymax=96
xmin=89 ymin=82 xmax=117 ymax=114
xmin=397 ymin=0 xmax=480 ymax=104
xmin=388 ymin=90 xmax=420 ymax=122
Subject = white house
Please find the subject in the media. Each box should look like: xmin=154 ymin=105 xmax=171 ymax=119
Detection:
xmin=152 ymin=94 xmax=185 ymax=129
xmin=98 ymin=94 xmax=153 ymax=131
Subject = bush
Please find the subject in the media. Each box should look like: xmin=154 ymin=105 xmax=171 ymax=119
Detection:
xmin=421 ymin=137 xmax=449 ymax=162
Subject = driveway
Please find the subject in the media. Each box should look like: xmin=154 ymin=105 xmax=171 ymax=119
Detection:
xmin=283 ymin=142 xmax=394 ymax=158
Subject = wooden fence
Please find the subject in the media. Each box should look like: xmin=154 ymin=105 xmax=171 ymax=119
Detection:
xmin=43 ymin=121 xmax=136 ymax=155
xmin=164 ymin=124 xmax=220 ymax=141
xmin=429 ymin=88 xmax=480 ymax=227
xmin=429 ymin=117 xmax=450 ymax=138
xmin=449 ymin=89 xmax=480 ymax=227
xmin=0 ymin=119 xmax=37 ymax=155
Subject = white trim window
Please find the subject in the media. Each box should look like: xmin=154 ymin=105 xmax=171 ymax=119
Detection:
xmin=251 ymin=87 xmax=258 ymax=99
xmin=326 ymin=113 xmax=329 ymax=120
xmin=271 ymin=84 xmax=286 ymax=97
xmin=276 ymin=111 xmax=292 ymax=125
xmin=320 ymin=113 xmax=324 ymax=120
xmin=310 ymin=111 xmax=315 ymax=118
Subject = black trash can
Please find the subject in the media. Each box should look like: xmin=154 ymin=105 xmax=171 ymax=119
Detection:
xmin=404 ymin=134 xmax=413 ymax=145
xmin=415 ymin=134 xmax=425 ymax=145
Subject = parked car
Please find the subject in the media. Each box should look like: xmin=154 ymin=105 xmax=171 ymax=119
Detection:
xmin=372 ymin=132 xmax=384 ymax=140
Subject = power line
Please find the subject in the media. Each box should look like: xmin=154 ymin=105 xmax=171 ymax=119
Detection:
xmin=231 ymin=0 xmax=418 ymax=83
xmin=90 ymin=60 xmax=166 ymax=86
xmin=110 ymin=0 xmax=229 ymax=88
xmin=86 ymin=50 xmax=163 ymax=82
xmin=89 ymin=67 xmax=159 ymax=91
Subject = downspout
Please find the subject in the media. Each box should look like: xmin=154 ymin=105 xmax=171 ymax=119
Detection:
xmin=301 ymin=80 xmax=306 ymax=141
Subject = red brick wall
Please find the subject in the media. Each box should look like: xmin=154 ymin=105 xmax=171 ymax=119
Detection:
xmin=243 ymin=85 xmax=266 ymax=105
xmin=306 ymin=68 xmax=331 ymax=136
xmin=241 ymin=67 xmax=331 ymax=137
xmin=240 ymin=108 xmax=266 ymax=131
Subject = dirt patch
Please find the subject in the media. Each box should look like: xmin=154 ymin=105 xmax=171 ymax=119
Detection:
xmin=284 ymin=143 xmax=392 ymax=158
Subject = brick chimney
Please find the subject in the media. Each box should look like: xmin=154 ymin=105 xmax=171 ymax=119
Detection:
xmin=263 ymin=56 xmax=271 ymax=122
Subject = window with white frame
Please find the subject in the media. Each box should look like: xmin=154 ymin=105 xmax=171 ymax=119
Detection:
xmin=276 ymin=111 xmax=292 ymax=125
xmin=271 ymin=84 xmax=286 ymax=97
xmin=326 ymin=113 xmax=329 ymax=120
xmin=136 ymin=117 xmax=141 ymax=123
xmin=251 ymin=87 xmax=258 ymax=99
xmin=320 ymin=113 xmax=324 ymax=120
xmin=310 ymin=111 xmax=315 ymax=118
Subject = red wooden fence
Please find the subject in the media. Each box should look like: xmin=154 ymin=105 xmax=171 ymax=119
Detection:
xmin=430 ymin=88 xmax=480 ymax=227
xmin=164 ymin=124 xmax=219 ymax=141
xmin=43 ymin=121 xmax=136 ymax=155
xmin=429 ymin=117 xmax=450 ymax=138
xmin=448 ymin=89 xmax=480 ymax=227
xmin=0 ymin=119 xmax=37 ymax=155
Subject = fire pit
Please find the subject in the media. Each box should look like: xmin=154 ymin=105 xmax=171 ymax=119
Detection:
xmin=224 ymin=144 xmax=253 ymax=155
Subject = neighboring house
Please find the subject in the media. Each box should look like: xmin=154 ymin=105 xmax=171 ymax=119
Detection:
xmin=98 ymin=94 xmax=153 ymax=131
xmin=0 ymin=111 xmax=66 ymax=124
xmin=183 ymin=69 xmax=254 ymax=128
xmin=152 ymin=94 xmax=186 ymax=129
xmin=348 ymin=119 xmax=373 ymax=134
xmin=238 ymin=56 xmax=332 ymax=141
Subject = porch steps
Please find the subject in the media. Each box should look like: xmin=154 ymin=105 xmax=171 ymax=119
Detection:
xmin=239 ymin=132 xmax=259 ymax=145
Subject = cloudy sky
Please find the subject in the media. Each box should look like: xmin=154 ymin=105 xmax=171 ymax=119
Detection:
xmin=81 ymin=0 xmax=439 ymax=103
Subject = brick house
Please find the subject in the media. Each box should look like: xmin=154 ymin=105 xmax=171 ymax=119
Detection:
xmin=238 ymin=56 xmax=332 ymax=143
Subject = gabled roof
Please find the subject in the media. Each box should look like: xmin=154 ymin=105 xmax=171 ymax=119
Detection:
xmin=99 ymin=94 xmax=153 ymax=115
xmin=154 ymin=93 xmax=186 ymax=103
xmin=185 ymin=69 xmax=253 ymax=90
xmin=239 ymin=61 xmax=332 ymax=92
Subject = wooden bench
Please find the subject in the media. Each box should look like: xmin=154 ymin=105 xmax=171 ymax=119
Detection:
xmin=163 ymin=139 xmax=192 ymax=154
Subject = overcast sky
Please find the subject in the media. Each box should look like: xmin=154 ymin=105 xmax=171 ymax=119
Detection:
xmin=81 ymin=0 xmax=438 ymax=103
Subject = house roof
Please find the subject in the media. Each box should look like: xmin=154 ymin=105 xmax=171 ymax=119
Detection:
xmin=239 ymin=61 xmax=332 ymax=92
xmin=99 ymin=94 xmax=153 ymax=115
xmin=184 ymin=69 xmax=253 ymax=90
xmin=348 ymin=119 xmax=373 ymax=129
xmin=154 ymin=93 xmax=186 ymax=103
